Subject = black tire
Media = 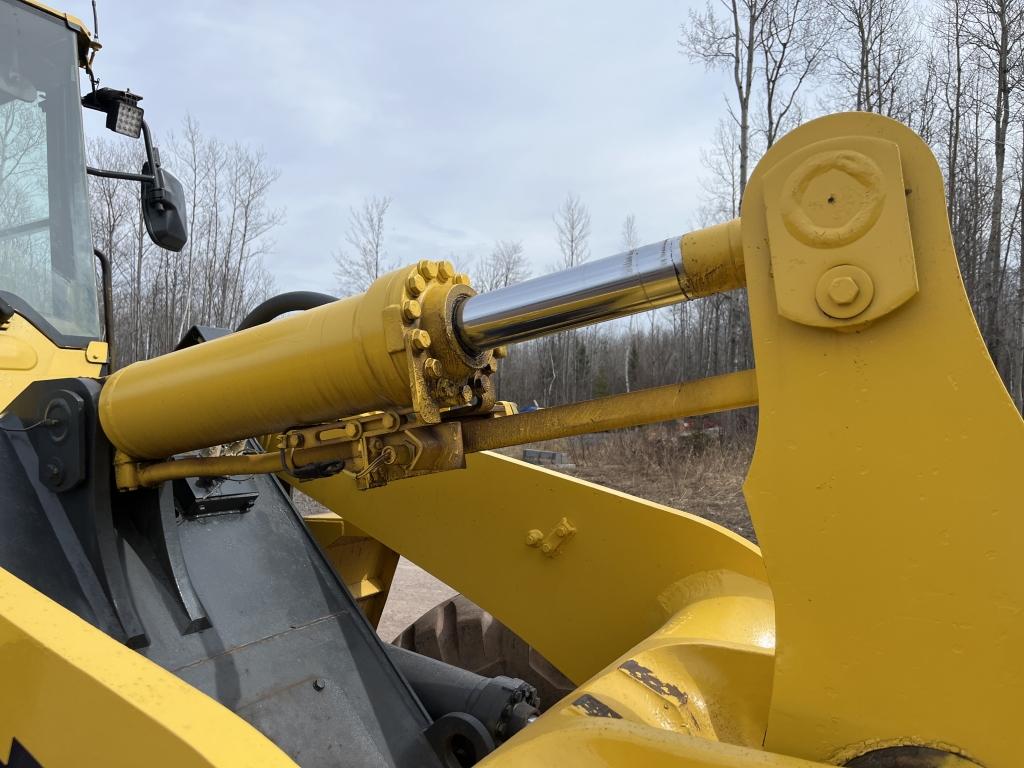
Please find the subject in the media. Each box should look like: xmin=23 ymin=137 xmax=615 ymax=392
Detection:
xmin=393 ymin=594 xmax=576 ymax=711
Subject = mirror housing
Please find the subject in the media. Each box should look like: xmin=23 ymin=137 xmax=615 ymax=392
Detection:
xmin=141 ymin=161 xmax=188 ymax=252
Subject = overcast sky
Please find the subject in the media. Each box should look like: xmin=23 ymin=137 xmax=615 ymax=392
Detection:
xmin=68 ymin=1 xmax=725 ymax=293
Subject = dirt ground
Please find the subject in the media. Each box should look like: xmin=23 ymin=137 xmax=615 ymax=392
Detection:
xmin=497 ymin=430 xmax=757 ymax=542
xmin=296 ymin=428 xmax=755 ymax=640
xmin=375 ymin=558 xmax=457 ymax=642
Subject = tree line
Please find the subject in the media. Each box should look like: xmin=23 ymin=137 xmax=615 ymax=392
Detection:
xmin=342 ymin=0 xmax=1024 ymax=414
xmin=88 ymin=117 xmax=279 ymax=366
xmin=90 ymin=0 xmax=1024 ymax=417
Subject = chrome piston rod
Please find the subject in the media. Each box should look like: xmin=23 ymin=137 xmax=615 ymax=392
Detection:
xmin=455 ymin=219 xmax=744 ymax=353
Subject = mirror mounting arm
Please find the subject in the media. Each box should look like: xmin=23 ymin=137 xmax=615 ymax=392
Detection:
xmin=139 ymin=120 xmax=165 ymax=193
xmin=85 ymin=119 xmax=161 ymax=187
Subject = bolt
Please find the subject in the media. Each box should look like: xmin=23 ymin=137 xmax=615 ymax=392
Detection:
xmin=437 ymin=260 xmax=455 ymax=281
xmin=313 ymin=678 xmax=327 ymax=691
xmin=402 ymin=299 xmax=422 ymax=321
xmin=454 ymin=273 xmax=471 ymax=286
xmin=526 ymin=529 xmax=543 ymax=546
xmin=554 ymin=524 xmax=568 ymax=537
xmin=541 ymin=543 xmax=552 ymax=554
xmin=460 ymin=385 xmax=474 ymax=403
xmin=418 ymin=260 xmax=439 ymax=280
xmin=827 ymin=275 xmax=860 ymax=305
xmin=424 ymin=358 xmax=443 ymax=379
xmin=406 ymin=273 xmax=426 ymax=297
xmin=493 ymin=345 xmax=509 ymax=359
xmin=411 ymin=329 xmax=432 ymax=351
xmin=380 ymin=413 xmax=400 ymax=431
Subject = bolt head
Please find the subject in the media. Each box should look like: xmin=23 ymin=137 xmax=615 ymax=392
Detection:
xmin=460 ymin=385 xmax=474 ymax=403
xmin=405 ymin=273 xmax=426 ymax=297
xmin=454 ymin=273 xmax=471 ymax=286
xmin=402 ymin=299 xmax=422 ymax=321
xmin=313 ymin=678 xmax=327 ymax=691
xmin=437 ymin=260 xmax=455 ymax=281
xmin=418 ymin=260 xmax=439 ymax=280
xmin=493 ymin=345 xmax=509 ymax=359
xmin=827 ymin=275 xmax=860 ymax=305
xmin=411 ymin=329 xmax=432 ymax=350
xmin=526 ymin=529 xmax=543 ymax=546
xmin=424 ymin=358 xmax=443 ymax=379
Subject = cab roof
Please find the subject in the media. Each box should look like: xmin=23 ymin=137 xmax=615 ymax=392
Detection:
xmin=14 ymin=0 xmax=101 ymax=67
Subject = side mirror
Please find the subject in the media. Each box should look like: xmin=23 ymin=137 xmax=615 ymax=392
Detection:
xmin=141 ymin=161 xmax=188 ymax=252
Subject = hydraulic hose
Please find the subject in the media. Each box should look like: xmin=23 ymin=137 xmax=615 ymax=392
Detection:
xmin=236 ymin=291 xmax=337 ymax=331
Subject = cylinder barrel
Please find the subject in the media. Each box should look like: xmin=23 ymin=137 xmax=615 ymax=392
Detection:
xmin=100 ymin=266 xmax=427 ymax=460
xmin=455 ymin=218 xmax=743 ymax=352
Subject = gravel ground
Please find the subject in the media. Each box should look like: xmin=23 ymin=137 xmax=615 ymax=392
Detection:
xmin=376 ymin=558 xmax=456 ymax=642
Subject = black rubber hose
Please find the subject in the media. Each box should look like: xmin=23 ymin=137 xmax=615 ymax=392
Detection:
xmin=236 ymin=291 xmax=337 ymax=331
xmin=93 ymin=247 xmax=115 ymax=370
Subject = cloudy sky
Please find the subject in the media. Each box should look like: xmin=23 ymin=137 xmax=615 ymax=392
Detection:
xmin=67 ymin=1 xmax=726 ymax=293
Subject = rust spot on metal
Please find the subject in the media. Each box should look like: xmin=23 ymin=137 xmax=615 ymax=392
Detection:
xmin=571 ymin=693 xmax=622 ymax=719
xmin=618 ymin=658 xmax=689 ymax=707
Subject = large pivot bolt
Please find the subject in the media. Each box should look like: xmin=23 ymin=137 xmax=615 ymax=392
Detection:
xmin=815 ymin=264 xmax=874 ymax=320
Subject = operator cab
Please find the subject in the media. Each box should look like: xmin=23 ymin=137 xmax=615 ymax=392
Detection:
xmin=0 ymin=0 xmax=99 ymax=344
xmin=0 ymin=0 xmax=186 ymax=358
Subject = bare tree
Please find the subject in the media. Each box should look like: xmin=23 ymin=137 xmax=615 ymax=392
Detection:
xmin=621 ymin=214 xmax=640 ymax=252
xmin=828 ymin=0 xmax=920 ymax=118
xmin=621 ymin=214 xmax=640 ymax=392
xmin=333 ymin=195 xmax=393 ymax=295
xmin=696 ymin=119 xmax=744 ymax=225
xmin=88 ymin=117 xmax=280 ymax=365
xmin=554 ymin=193 xmax=591 ymax=269
xmin=759 ymin=0 xmax=825 ymax=147
xmin=682 ymin=0 xmax=768 ymax=202
xmin=964 ymin=0 xmax=1024 ymax=351
xmin=475 ymin=239 xmax=530 ymax=292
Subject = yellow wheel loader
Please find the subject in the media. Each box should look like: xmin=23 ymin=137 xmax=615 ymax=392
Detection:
xmin=0 ymin=2 xmax=1021 ymax=766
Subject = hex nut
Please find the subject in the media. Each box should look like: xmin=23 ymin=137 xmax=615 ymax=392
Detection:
xmin=828 ymin=276 xmax=860 ymax=305
xmin=454 ymin=273 xmax=471 ymax=286
xmin=418 ymin=260 xmax=439 ymax=280
xmin=424 ymin=358 xmax=443 ymax=379
xmin=402 ymin=299 xmax=422 ymax=321
xmin=406 ymin=273 xmax=426 ymax=297
xmin=814 ymin=264 xmax=875 ymax=320
xmin=411 ymin=329 xmax=432 ymax=351
xmin=437 ymin=260 xmax=455 ymax=281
